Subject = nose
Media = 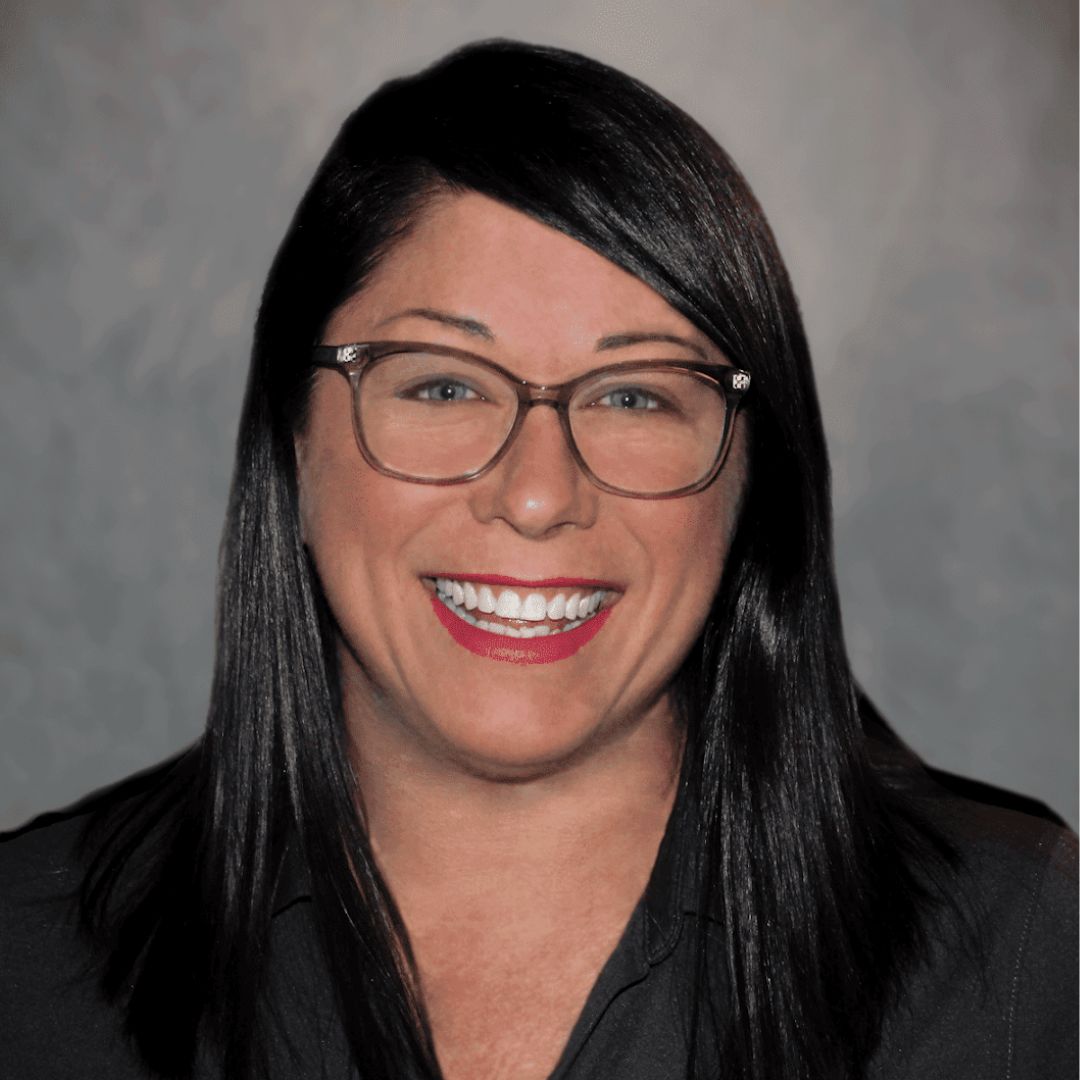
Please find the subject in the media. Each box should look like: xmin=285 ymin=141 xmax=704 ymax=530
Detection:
xmin=468 ymin=403 xmax=598 ymax=538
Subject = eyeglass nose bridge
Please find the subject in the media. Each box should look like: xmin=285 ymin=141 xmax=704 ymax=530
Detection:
xmin=502 ymin=389 xmax=576 ymax=444
xmin=482 ymin=386 xmax=593 ymax=483
xmin=521 ymin=394 xmax=564 ymax=410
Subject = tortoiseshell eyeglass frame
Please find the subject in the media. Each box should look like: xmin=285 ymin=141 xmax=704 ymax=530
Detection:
xmin=311 ymin=340 xmax=751 ymax=500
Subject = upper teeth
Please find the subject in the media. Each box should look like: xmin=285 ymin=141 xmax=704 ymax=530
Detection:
xmin=433 ymin=578 xmax=608 ymax=621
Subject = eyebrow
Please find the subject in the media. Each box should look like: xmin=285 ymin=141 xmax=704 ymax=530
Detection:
xmin=376 ymin=307 xmax=495 ymax=341
xmin=376 ymin=307 xmax=708 ymax=359
xmin=595 ymin=331 xmax=707 ymax=360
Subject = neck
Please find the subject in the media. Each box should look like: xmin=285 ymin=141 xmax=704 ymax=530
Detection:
xmin=344 ymin=681 xmax=683 ymax=916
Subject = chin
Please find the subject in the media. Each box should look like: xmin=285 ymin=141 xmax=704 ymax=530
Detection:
xmin=427 ymin=704 xmax=608 ymax=782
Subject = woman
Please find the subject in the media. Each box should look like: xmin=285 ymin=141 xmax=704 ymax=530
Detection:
xmin=1 ymin=39 xmax=1075 ymax=1080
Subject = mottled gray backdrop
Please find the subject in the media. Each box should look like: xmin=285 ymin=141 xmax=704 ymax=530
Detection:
xmin=2 ymin=0 xmax=1076 ymax=829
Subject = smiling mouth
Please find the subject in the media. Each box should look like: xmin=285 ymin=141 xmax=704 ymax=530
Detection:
xmin=424 ymin=576 xmax=616 ymax=638
xmin=421 ymin=575 xmax=621 ymax=663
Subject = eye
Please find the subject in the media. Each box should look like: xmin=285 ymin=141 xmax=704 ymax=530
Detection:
xmin=405 ymin=378 xmax=484 ymax=403
xmin=593 ymin=386 xmax=662 ymax=411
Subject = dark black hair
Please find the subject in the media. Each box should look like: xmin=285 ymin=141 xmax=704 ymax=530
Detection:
xmin=81 ymin=39 xmax=955 ymax=1080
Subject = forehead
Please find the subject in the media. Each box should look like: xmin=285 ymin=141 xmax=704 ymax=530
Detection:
xmin=323 ymin=192 xmax=716 ymax=366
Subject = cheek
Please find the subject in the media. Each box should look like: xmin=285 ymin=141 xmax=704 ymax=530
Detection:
xmin=299 ymin=472 xmax=417 ymax=698
xmin=297 ymin=437 xmax=441 ymax=674
xmin=300 ymin=452 xmax=370 ymax=558
xmin=664 ymin=505 xmax=731 ymax=622
xmin=703 ymin=431 xmax=749 ymax=565
xmin=640 ymin=445 xmax=746 ymax=645
xmin=660 ymin=456 xmax=745 ymax=578
xmin=298 ymin=385 xmax=392 ymax=565
xmin=302 ymin=472 xmax=371 ymax=633
xmin=297 ymin=427 xmax=391 ymax=624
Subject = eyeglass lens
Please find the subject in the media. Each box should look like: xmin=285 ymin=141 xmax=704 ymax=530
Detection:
xmin=356 ymin=351 xmax=728 ymax=495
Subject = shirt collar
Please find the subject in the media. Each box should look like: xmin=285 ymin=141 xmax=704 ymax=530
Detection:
xmin=641 ymin=777 xmax=711 ymax=961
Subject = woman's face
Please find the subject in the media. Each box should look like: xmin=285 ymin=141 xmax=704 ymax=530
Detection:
xmin=297 ymin=192 xmax=747 ymax=780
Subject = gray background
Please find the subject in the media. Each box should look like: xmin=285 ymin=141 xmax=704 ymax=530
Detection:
xmin=2 ymin=0 xmax=1076 ymax=830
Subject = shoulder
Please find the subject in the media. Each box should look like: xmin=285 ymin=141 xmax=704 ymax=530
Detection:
xmin=918 ymin=769 xmax=1075 ymax=913
xmin=0 ymin=800 xmax=104 ymax=966
xmin=0 ymin=749 xmax=198 ymax=928
xmin=0 ymin=752 xmax=191 ymax=902
xmin=0 ymin=804 xmax=91 ymax=902
xmin=867 ymin=726 xmax=1074 ymax=941
xmin=0 ymin=755 xmax=196 ymax=1080
xmin=0 ymin=802 xmax=115 ymax=1077
xmin=872 ymin=764 xmax=1077 ymax=1080
xmin=912 ymin=763 xmax=1076 ymax=978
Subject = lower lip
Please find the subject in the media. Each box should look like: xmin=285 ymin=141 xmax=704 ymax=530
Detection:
xmin=430 ymin=596 xmax=612 ymax=664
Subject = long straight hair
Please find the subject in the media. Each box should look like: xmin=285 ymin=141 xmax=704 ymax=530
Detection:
xmin=82 ymin=40 xmax=953 ymax=1080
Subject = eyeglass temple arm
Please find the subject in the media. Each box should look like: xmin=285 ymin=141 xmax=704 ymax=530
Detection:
xmin=312 ymin=344 xmax=369 ymax=369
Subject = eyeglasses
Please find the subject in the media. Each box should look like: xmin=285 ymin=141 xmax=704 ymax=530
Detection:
xmin=311 ymin=341 xmax=751 ymax=499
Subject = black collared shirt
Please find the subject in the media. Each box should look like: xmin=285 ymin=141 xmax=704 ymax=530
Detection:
xmin=1 ymin=758 xmax=1077 ymax=1079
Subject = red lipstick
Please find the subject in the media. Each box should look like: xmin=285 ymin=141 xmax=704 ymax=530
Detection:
xmin=430 ymin=596 xmax=612 ymax=664
xmin=424 ymin=573 xmax=621 ymax=590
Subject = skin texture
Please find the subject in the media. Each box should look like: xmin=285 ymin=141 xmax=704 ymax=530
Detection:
xmin=295 ymin=192 xmax=748 ymax=1079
